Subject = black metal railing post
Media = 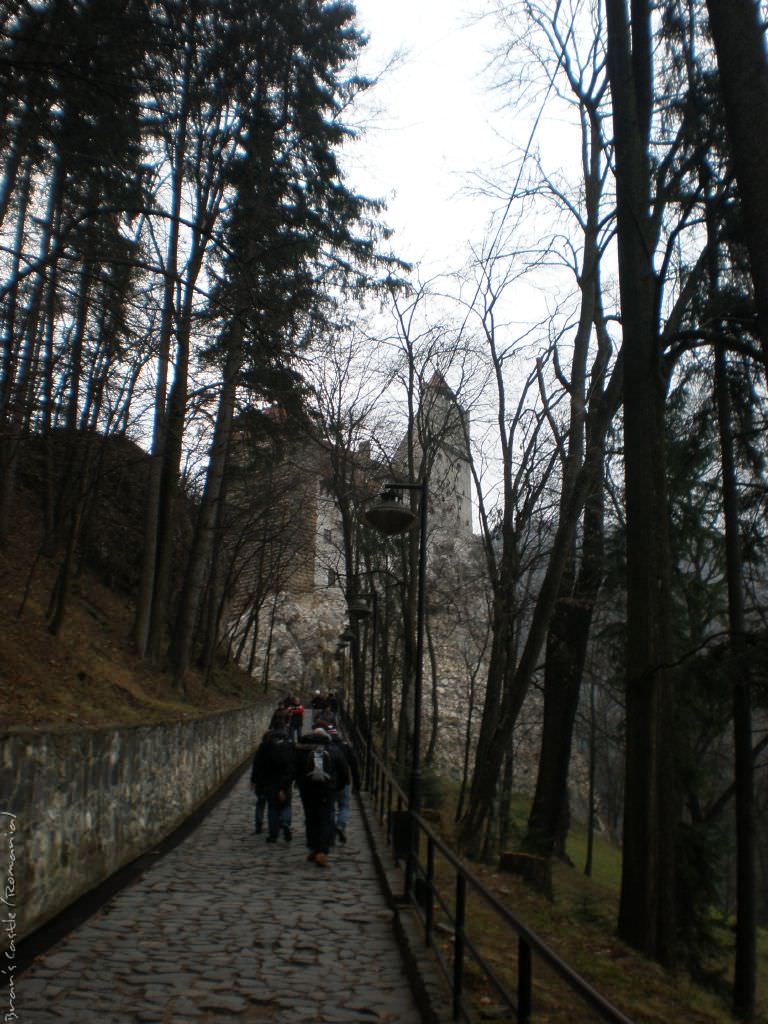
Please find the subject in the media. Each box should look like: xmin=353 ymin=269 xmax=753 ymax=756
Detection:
xmin=518 ymin=936 xmax=532 ymax=1024
xmin=362 ymin=743 xmax=636 ymax=1024
xmin=425 ymin=837 xmax=435 ymax=947
xmin=452 ymin=873 xmax=466 ymax=1021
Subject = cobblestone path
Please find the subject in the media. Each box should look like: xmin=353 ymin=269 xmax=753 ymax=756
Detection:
xmin=18 ymin=773 xmax=424 ymax=1024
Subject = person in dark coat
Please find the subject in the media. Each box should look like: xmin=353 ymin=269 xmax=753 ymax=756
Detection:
xmin=295 ymin=727 xmax=350 ymax=867
xmin=309 ymin=689 xmax=327 ymax=725
xmin=250 ymin=728 xmax=295 ymax=843
xmin=269 ymin=699 xmax=291 ymax=732
xmin=323 ymin=723 xmax=360 ymax=844
xmin=252 ymin=772 xmax=267 ymax=835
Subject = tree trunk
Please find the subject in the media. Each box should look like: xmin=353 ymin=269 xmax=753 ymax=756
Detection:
xmin=171 ymin=337 xmax=242 ymax=684
xmin=527 ymin=446 xmax=605 ymax=857
xmin=459 ymin=426 xmax=609 ymax=852
xmin=524 ymin=92 xmax=607 ymax=859
xmin=147 ymin=252 xmax=200 ymax=660
xmin=705 ymin=0 xmax=768 ymax=371
xmin=455 ymin=664 xmax=478 ymax=823
xmin=498 ymin=750 xmax=515 ymax=853
xmin=425 ymin=617 xmax=439 ymax=765
xmin=605 ymin=0 xmax=677 ymax=967
xmin=584 ymin=678 xmax=597 ymax=878
xmin=0 ymin=159 xmax=32 ymax=546
xmin=134 ymin=81 xmax=189 ymax=658
xmin=714 ymin=342 xmax=755 ymax=1020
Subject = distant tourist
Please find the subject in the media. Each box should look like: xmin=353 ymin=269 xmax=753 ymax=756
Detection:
xmin=310 ymin=688 xmax=328 ymax=725
xmin=269 ymin=698 xmax=291 ymax=732
xmin=295 ymin=726 xmax=350 ymax=867
xmin=286 ymin=694 xmax=304 ymax=741
xmin=318 ymin=721 xmax=360 ymax=844
xmin=250 ymin=728 xmax=295 ymax=843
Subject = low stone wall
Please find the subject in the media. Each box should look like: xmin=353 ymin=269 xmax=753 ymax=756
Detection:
xmin=0 ymin=704 xmax=271 ymax=949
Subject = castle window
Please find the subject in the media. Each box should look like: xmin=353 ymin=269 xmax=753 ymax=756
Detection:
xmin=323 ymin=528 xmax=332 ymax=543
xmin=327 ymin=569 xmax=335 ymax=586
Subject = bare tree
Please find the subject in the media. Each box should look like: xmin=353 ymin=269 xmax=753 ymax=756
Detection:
xmin=705 ymin=0 xmax=768 ymax=373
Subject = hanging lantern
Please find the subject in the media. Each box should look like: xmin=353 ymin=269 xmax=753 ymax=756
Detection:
xmin=362 ymin=486 xmax=416 ymax=536
xmin=348 ymin=593 xmax=372 ymax=620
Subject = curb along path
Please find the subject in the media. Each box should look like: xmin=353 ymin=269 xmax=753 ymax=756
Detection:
xmin=19 ymin=773 xmax=424 ymax=1023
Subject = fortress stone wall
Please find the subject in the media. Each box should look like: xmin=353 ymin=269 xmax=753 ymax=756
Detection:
xmin=0 ymin=704 xmax=271 ymax=949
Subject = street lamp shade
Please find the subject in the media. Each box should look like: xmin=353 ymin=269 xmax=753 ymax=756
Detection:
xmin=363 ymin=488 xmax=417 ymax=535
xmin=348 ymin=594 xmax=372 ymax=619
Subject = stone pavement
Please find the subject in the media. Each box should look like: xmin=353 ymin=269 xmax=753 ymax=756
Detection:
xmin=16 ymin=771 xmax=426 ymax=1024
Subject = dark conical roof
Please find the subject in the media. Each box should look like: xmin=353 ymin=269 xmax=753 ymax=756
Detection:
xmin=427 ymin=371 xmax=455 ymax=398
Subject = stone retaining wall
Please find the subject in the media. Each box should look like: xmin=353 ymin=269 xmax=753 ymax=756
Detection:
xmin=0 ymin=704 xmax=271 ymax=948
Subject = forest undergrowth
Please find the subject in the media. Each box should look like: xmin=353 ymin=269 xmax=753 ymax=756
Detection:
xmin=428 ymin=791 xmax=768 ymax=1023
xmin=0 ymin=483 xmax=268 ymax=731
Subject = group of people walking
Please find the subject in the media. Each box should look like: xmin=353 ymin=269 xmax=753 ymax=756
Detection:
xmin=250 ymin=692 xmax=360 ymax=867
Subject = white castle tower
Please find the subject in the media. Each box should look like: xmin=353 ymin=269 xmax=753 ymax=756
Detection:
xmin=415 ymin=372 xmax=473 ymax=538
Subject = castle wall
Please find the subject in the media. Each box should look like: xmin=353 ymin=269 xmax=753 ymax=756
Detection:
xmin=0 ymin=705 xmax=271 ymax=949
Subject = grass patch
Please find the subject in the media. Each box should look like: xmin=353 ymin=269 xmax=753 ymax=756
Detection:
xmin=422 ymin=788 xmax=767 ymax=1023
xmin=566 ymin=819 xmax=623 ymax=895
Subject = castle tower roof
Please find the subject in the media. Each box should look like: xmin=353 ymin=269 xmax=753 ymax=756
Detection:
xmin=426 ymin=371 xmax=456 ymax=399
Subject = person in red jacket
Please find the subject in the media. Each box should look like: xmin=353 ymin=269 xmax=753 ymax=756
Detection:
xmin=286 ymin=695 xmax=304 ymax=741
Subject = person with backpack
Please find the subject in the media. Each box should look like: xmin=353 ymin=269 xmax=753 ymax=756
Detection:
xmin=317 ymin=721 xmax=360 ymax=844
xmin=295 ymin=726 xmax=350 ymax=866
xmin=250 ymin=728 xmax=296 ymax=843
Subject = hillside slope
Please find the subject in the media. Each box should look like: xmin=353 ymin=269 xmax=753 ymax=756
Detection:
xmin=0 ymin=483 xmax=262 ymax=732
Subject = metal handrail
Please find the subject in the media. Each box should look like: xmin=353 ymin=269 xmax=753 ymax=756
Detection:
xmin=343 ymin=713 xmax=635 ymax=1024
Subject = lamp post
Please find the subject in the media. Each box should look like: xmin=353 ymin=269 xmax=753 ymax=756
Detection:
xmin=349 ymin=588 xmax=378 ymax=788
xmin=366 ymin=589 xmax=378 ymax=788
xmin=346 ymin=589 xmax=367 ymax=737
xmin=337 ymin=628 xmax=354 ymax=720
xmin=362 ymin=481 xmax=427 ymax=818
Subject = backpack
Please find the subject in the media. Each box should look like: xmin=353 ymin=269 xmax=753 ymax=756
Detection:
xmin=306 ymin=746 xmax=332 ymax=785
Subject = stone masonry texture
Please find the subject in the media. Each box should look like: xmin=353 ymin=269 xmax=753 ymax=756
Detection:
xmin=0 ymin=705 xmax=272 ymax=946
xmin=12 ymin=772 xmax=423 ymax=1023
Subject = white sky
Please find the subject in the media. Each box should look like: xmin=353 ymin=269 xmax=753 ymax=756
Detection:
xmin=348 ymin=0 xmax=508 ymax=273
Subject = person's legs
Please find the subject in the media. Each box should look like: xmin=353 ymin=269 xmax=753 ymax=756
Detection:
xmin=254 ymin=792 xmax=266 ymax=833
xmin=266 ymin=795 xmax=281 ymax=841
xmin=335 ymin=784 xmax=350 ymax=842
xmin=280 ymin=791 xmax=292 ymax=840
xmin=301 ymin=790 xmax=319 ymax=858
xmin=301 ymin=789 xmax=335 ymax=864
xmin=314 ymin=793 xmax=336 ymax=861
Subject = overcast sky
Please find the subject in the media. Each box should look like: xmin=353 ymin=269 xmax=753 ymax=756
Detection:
xmin=348 ymin=0 xmax=507 ymax=273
